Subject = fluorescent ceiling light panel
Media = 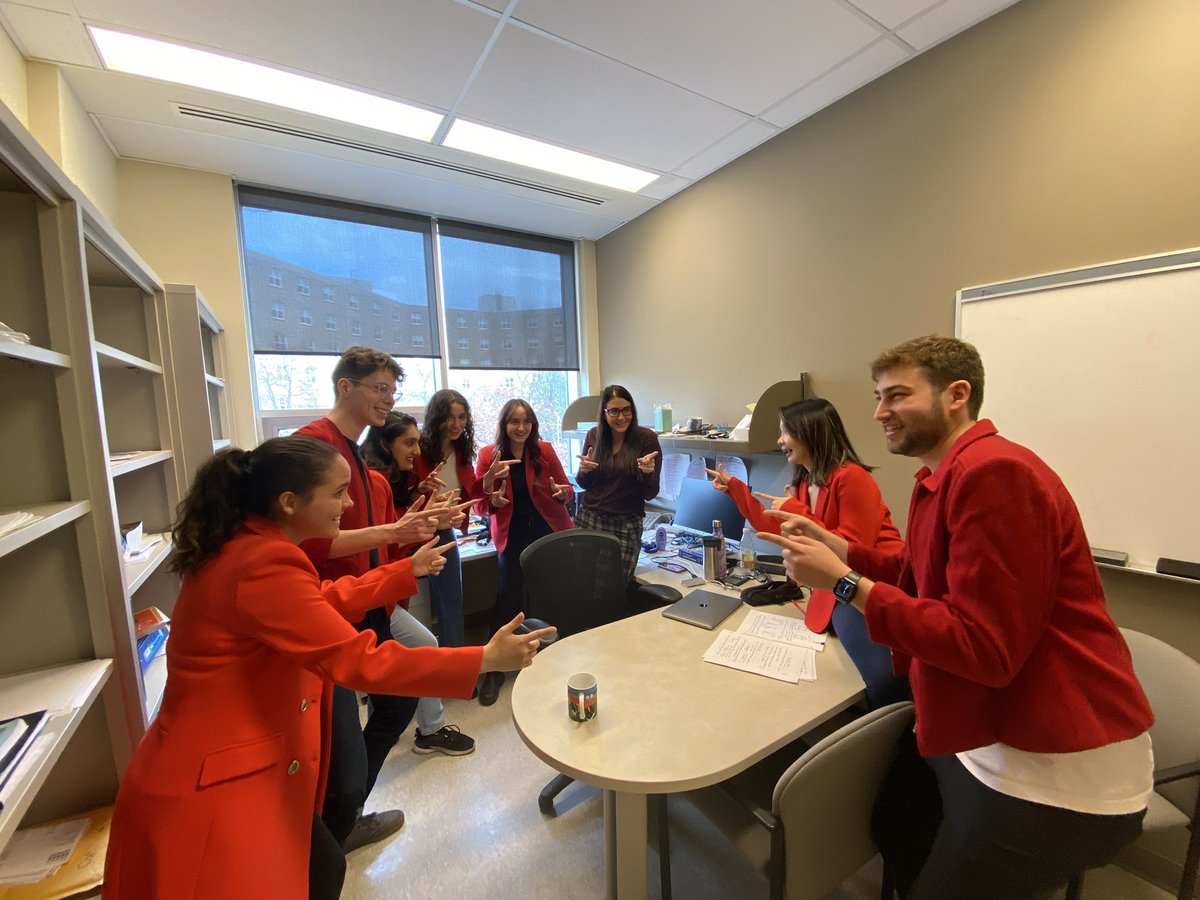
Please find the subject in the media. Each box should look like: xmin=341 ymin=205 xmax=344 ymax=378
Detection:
xmin=443 ymin=119 xmax=659 ymax=193
xmin=89 ymin=26 xmax=443 ymax=141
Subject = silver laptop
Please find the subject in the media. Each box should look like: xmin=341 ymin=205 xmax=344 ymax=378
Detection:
xmin=662 ymin=589 xmax=743 ymax=630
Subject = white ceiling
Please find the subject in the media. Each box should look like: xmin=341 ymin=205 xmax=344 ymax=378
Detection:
xmin=0 ymin=0 xmax=1020 ymax=240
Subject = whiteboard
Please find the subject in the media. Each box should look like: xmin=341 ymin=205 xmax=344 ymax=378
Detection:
xmin=957 ymin=249 xmax=1200 ymax=571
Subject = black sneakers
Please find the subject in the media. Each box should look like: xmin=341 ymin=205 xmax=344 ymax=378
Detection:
xmin=478 ymin=670 xmax=504 ymax=706
xmin=343 ymin=809 xmax=405 ymax=854
xmin=412 ymin=724 xmax=476 ymax=756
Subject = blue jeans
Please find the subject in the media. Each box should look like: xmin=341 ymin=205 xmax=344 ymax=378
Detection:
xmin=830 ymin=601 xmax=910 ymax=709
xmin=389 ymin=605 xmax=446 ymax=735
xmin=424 ymin=528 xmax=465 ymax=647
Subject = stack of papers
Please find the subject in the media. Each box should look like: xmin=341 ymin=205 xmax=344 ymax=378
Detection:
xmin=0 ymin=819 xmax=90 ymax=886
xmin=703 ymin=610 xmax=824 ymax=683
xmin=124 ymin=535 xmax=163 ymax=563
xmin=0 ymin=513 xmax=42 ymax=540
xmin=0 ymin=322 xmax=31 ymax=345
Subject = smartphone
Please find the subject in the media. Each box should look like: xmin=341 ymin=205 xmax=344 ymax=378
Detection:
xmin=725 ymin=572 xmax=752 ymax=587
xmin=658 ymin=562 xmax=688 ymax=574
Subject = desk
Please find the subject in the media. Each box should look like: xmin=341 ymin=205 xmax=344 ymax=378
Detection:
xmin=510 ymin=575 xmax=866 ymax=900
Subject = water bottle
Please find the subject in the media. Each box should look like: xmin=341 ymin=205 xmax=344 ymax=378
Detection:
xmin=712 ymin=519 xmax=727 ymax=580
xmin=739 ymin=523 xmax=757 ymax=571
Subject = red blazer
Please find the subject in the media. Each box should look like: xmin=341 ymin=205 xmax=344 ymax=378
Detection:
xmin=727 ymin=464 xmax=903 ymax=632
xmin=474 ymin=441 xmax=574 ymax=553
xmin=104 ymin=517 xmax=481 ymax=899
xmin=849 ymin=420 xmax=1153 ymax=756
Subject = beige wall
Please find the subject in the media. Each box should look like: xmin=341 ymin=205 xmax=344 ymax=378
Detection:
xmin=116 ymin=160 xmax=256 ymax=448
xmin=0 ymin=23 xmax=26 ymax=126
xmin=25 ymin=62 xmax=118 ymax=224
xmin=595 ymin=0 xmax=1200 ymax=658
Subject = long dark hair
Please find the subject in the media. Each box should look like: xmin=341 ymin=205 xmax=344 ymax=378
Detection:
xmin=494 ymin=398 xmax=543 ymax=477
xmin=592 ymin=384 xmax=639 ymax=477
xmin=780 ymin=398 xmax=872 ymax=489
xmin=169 ymin=436 xmax=338 ymax=575
xmin=420 ymin=389 xmax=476 ymax=467
xmin=362 ymin=411 xmax=420 ymax=508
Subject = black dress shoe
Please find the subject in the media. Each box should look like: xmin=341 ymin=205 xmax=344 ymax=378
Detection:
xmin=343 ymin=810 xmax=405 ymax=854
xmin=479 ymin=670 xmax=503 ymax=706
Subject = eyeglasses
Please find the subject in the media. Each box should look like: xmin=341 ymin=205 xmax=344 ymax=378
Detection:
xmin=348 ymin=379 xmax=397 ymax=399
xmin=604 ymin=407 xmax=634 ymax=419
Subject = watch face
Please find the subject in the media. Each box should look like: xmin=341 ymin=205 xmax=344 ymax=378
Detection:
xmin=834 ymin=573 xmax=859 ymax=602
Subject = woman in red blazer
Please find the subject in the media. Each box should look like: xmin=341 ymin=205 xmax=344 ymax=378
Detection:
xmin=709 ymin=398 xmax=908 ymax=708
xmin=474 ymin=399 xmax=574 ymax=705
xmin=103 ymin=437 xmax=548 ymax=900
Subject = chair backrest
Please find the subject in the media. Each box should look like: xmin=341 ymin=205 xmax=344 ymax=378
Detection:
xmin=1119 ymin=628 xmax=1200 ymax=818
xmin=773 ymin=701 xmax=915 ymax=900
xmin=519 ymin=529 xmax=630 ymax=639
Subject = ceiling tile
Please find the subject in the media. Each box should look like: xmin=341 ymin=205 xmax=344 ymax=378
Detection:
xmin=1 ymin=3 xmax=98 ymax=66
xmin=762 ymin=37 xmax=910 ymax=129
xmin=507 ymin=0 xmax=882 ymax=114
xmin=674 ymin=119 xmax=779 ymax=181
xmin=470 ymin=0 xmax=508 ymax=12
xmin=457 ymin=25 xmax=749 ymax=173
xmin=73 ymin=0 xmax=497 ymax=110
xmin=898 ymin=0 xmax=1022 ymax=51
xmin=638 ymin=174 xmax=692 ymax=202
xmin=847 ymin=0 xmax=941 ymax=31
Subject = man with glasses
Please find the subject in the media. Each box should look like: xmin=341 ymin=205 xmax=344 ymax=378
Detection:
xmin=297 ymin=347 xmax=438 ymax=873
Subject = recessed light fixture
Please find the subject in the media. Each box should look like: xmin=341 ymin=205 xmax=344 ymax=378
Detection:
xmin=88 ymin=26 xmax=443 ymax=142
xmin=443 ymin=119 xmax=659 ymax=193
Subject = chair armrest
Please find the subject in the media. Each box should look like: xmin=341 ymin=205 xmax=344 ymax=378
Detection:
xmin=1154 ymin=761 xmax=1200 ymax=787
xmin=715 ymin=779 xmax=779 ymax=833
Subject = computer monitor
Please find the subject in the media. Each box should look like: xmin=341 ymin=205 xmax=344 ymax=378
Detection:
xmin=671 ymin=477 xmax=747 ymax=538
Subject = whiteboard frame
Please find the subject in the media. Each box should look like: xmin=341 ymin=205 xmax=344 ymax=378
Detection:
xmin=955 ymin=246 xmax=1200 ymax=582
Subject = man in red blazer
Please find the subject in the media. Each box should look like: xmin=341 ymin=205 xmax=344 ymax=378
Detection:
xmin=762 ymin=335 xmax=1153 ymax=899
xmin=297 ymin=347 xmax=442 ymax=860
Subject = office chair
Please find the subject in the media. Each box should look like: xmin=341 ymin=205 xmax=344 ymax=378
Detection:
xmin=1066 ymin=629 xmax=1200 ymax=900
xmin=519 ymin=529 xmax=674 ymax=895
xmin=683 ymin=701 xmax=915 ymax=900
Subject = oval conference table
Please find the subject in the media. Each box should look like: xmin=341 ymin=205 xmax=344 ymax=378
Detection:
xmin=510 ymin=585 xmax=866 ymax=900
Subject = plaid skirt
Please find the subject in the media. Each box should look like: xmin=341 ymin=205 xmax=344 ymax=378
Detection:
xmin=575 ymin=507 xmax=643 ymax=585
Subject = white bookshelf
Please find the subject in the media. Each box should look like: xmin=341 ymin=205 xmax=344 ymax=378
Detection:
xmin=0 ymin=98 xmax=193 ymax=853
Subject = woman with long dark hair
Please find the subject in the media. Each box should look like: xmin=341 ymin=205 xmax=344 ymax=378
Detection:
xmin=575 ymin=385 xmax=662 ymax=584
xmin=103 ymin=437 xmax=548 ymax=899
xmin=708 ymin=397 xmax=907 ymax=708
xmin=412 ymin=390 xmax=516 ymax=648
xmin=473 ymin=399 xmax=574 ymax=705
xmin=362 ymin=412 xmax=477 ymax=755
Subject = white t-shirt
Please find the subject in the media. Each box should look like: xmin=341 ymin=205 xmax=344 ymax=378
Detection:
xmin=957 ymin=732 xmax=1154 ymax=815
xmin=440 ymin=449 xmax=462 ymax=493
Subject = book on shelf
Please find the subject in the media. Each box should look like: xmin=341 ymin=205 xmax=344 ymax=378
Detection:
xmin=132 ymin=606 xmax=170 ymax=639
xmin=0 ymin=711 xmax=49 ymax=808
xmin=136 ymin=627 xmax=168 ymax=673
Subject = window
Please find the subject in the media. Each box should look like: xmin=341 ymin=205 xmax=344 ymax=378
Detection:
xmin=239 ymin=187 xmax=580 ymax=466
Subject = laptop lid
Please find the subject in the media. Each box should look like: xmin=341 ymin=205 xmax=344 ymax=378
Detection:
xmin=661 ymin=589 xmax=743 ymax=630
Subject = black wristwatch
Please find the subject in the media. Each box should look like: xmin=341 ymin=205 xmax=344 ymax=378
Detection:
xmin=832 ymin=570 xmax=862 ymax=604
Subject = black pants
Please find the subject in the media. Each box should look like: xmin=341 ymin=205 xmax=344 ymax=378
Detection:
xmin=491 ymin=512 xmax=554 ymax=635
xmin=321 ymin=685 xmax=368 ymax=848
xmin=873 ymin=731 xmax=1146 ymax=899
xmin=309 ymin=813 xmax=345 ymax=900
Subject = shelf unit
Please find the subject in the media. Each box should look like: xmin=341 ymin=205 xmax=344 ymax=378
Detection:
xmin=0 ymin=98 xmax=194 ymax=851
xmin=164 ymin=284 xmax=232 ymax=482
